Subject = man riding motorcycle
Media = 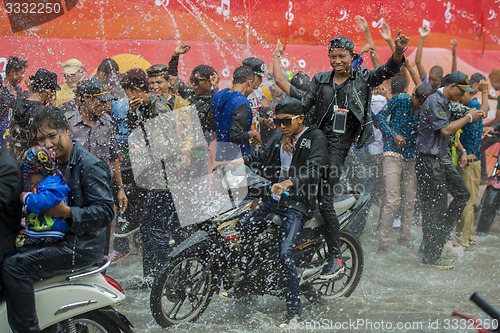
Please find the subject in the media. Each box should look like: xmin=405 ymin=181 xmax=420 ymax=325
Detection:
xmin=218 ymin=97 xmax=329 ymax=327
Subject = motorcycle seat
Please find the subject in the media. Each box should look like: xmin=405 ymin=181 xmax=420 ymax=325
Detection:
xmin=268 ymin=194 xmax=357 ymax=229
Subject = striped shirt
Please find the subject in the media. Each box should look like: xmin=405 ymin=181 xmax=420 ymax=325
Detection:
xmin=376 ymin=93 xmax=419 ymax=160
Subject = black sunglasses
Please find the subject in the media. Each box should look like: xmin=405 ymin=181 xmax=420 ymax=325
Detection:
xmin=190 ymin=77 xmax=208 ymax=86
xmin=273 ymin=115 xmax=300 ymax=127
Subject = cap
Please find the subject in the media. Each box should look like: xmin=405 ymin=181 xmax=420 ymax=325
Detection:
xmin=77 ymin=78 xmax=117 ymax=101
xmin=62 ymin=59 xmax=84 ymax=75
xmin=328 ymin=36 xmax=359 ymax=60
xmin=147 ymin=64 xmax=170 ymax=79
xmin=469 ymin=73 xmax=486 ymax=86
xmin=275 ymin=97 xmax=303 ymax=115
xmin=448 ymin=71 xmax=474 ymax=92
xmin=242 ymin=57 xmax=266 ymax=76
xmin=29 ymin=68 xmax=61 ymax=91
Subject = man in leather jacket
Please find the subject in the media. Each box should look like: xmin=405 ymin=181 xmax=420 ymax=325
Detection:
xmin=286 ymin=32 xmax=410 ymax=279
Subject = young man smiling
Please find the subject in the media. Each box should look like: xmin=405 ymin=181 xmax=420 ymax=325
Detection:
xmin=280 ymin=32 xmax=410 ymax=279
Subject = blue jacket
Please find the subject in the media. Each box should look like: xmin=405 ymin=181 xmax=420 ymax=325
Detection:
xmin=213 ymin=88 xmax=253 ymax=161
xmin=60 ymin=142 xmax=114 ymax=263
xmin=23 ymin=174 xmax=70 ymax=240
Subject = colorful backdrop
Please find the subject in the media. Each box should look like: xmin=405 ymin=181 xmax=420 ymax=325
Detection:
xmin=1 ymin=0 xmax=499 ymax=86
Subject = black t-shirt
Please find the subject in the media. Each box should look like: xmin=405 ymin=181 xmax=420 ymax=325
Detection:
xmin=322 ymin=79 xmax=359 ymax=149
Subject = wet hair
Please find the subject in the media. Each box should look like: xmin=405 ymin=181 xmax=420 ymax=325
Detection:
xmin=97 ymin=58 xmax=119 ymax=76
xmin=32 ymin=106 xmax=69 ymax=132
xmin=290 ymin=73 xmax=311 ymax=92
xmin=191 ymin=65 xmax=216 ymax=80
xmin=120 ymin=68 xmax=151 ymax=93
xmin=391 ymin=76 xmax=407 ymax=95
xmin=470 ymin=73 xmax=486 ymax=86
xmin=232 ymin=66 xmax=254 ymax=84
xmin=5 ymin=56 xmax=27 ymax=76
xmin=146 ymin=64 xmax=170 ymax=82
xmin=430 ymin=66 xmax=444 ymax=78
xmin=441 ymin=74 xmax=451 ymax=87
xmin=489 ymin=69 xmax=500 ymax=83
xmin=415 ymin=84 xmax=434 ymax=102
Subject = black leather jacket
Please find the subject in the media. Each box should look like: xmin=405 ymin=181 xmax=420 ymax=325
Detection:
xmin=291 ymin=56 xmax=404 ymax=149
xmin=61 ymin=142 xmax=114 ymax=263
xmin=243 ymin=127 xmax=329 ymax=215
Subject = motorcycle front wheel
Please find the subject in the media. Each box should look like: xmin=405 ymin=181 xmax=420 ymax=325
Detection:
xmin=477 ymin=186 xmax=500 ymax=233
xmin=306 ymin=231 xmax=364 ymax=300
xmin=150 ymin=256 xmax=214 ymax=328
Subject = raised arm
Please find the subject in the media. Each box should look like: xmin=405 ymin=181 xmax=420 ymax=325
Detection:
xmin=415 ymin=26 xmax=430 ymax=80
xmin=169 ymin=42 xmax=191 ymax=77
xmin=379 ymin=21 xmax=395 ymax=53
xmin=272 ymin=40 xmax=292 ymax=96
xmin=404 ymin=62 xmax=423 ymax=86
xmin=451 ymin=40 xmax=458 ymax=73
xmin=356 ymin=16 xmax=381 ymax=68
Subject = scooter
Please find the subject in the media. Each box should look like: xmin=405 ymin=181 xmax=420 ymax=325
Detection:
xmin=0 ymin=257 xmax=133 ymax=333
xmin=150 ymin=165 xmax=367 ymax=328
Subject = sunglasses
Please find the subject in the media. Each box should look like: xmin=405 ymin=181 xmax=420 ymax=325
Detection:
xmin=190 ymin=77 xmax=208 ymax=86
xmin=273 ymin=115 xmax=300 ymax=127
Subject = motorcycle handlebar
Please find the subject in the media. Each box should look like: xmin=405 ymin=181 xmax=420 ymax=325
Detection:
xmin=269 ymin=185 xmax=289 ymax=197
xmin=470 ymin=292 xmax=500 ymax=322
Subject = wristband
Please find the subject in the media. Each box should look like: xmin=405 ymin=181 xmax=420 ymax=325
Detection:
xmin=461 ymin=148 xmax=467 ymax=153
xmin=468 ymin=113 xmax=473 ymax=123
xmin=395 ymin=47 xmax=408 ymax=54
xmin=118 ymin=185 xmax=126 ymax=189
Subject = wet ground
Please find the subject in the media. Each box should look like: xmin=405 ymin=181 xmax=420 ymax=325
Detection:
xmin=108 ymin=194 xmax=500 ymax=332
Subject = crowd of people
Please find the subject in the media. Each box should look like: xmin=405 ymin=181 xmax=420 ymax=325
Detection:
xmin=0 ymin=18 xmax=499 ymax=330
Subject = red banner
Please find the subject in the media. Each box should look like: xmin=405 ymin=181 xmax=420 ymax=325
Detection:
xmin=1 ymin=0 xmax=499 ymax=86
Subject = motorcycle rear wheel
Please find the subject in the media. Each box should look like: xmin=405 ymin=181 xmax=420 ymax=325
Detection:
xmin=150 ymin=256 xmax=213 ymax=328
xmin=306 ymin=231 xmax=364 ymax=300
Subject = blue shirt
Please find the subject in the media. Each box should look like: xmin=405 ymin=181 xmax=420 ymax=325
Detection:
xmin=460 ymin=97 xmax=483 ymax=159
xmin=376 ymin=93 xmax=419 ymax=160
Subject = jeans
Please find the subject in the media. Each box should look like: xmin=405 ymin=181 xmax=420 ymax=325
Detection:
xmin=379 ymin=156 xmax=417 ymax=249
xmin=142 ymin=190 xmax=183 ymax=280
xmin=456 ymin=160 xmax=481 ymax=246
xmin=1 ymin=244 xmax=92 ymax=333
xmin=318 ymin=144 xmax=350 ymax=258
xmin=240 ymin=198 xmax=306 ymax=315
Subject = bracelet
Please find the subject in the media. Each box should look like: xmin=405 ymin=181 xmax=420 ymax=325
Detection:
xmin=461 ymin=148 xmax=467 ymax=153
xmin=468 ymin=113 xmax=474 ymax=123
xmin=395 ymin=47 xmax=408 ymax=54
xmin=118 ymin=185 xmax=126 ymax=189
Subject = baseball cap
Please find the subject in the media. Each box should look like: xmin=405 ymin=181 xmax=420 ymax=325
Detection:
xmin=242 ymin=57 xmax=266 ymax=76
xmin=62 ymin=59 xmax=84 ymax=75
xmin=275 ymin=97 xmax=303 ymax=115
xmin=29 ymin=68 xmax=61 ymax=91
xmin=328 ymin=36 xmax=359 ymax=60
xmin=77 ymin=78 xmax=117 ymax=101
xmin=447 ymin=71 xmax=474 ymax=92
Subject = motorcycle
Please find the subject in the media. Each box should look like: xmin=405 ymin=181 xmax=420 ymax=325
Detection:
xmin=477 ymin=132 xmax=500 ymax=233
xmin=150 ymin=165 xmax=367 ymax=328
xmin=0 ymin=257 xmax=133 ymax=333
xmin=452 ymin=293 xmax=500 ymax=333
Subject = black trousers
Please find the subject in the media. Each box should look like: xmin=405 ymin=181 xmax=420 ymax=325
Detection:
xmin=442 ymin=154 xmax=470 ymax=237
xmin=318 ymin=145 xmax=350 ymax=259
xmin=416 ymin=154 xmax=469 ymax=264
xmin=1 ymin=244 xmax=92 ymax=333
